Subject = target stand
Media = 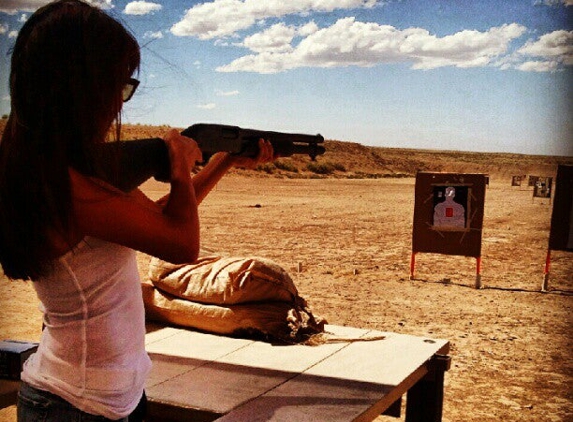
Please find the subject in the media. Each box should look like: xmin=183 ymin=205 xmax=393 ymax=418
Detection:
xmin=410 ymin=172 xmax=487 ymax=289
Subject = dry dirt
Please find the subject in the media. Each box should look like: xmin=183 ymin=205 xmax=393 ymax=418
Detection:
xmin=0 ymin=122 xmax=572 ymax=421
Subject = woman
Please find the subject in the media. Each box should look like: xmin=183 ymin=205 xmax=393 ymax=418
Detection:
xmin=0 ymin=1 xmax=273 ymax=421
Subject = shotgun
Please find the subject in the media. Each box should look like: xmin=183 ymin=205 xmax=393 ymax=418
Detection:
xmin=84 ymin=124 xmax=325 ymax=192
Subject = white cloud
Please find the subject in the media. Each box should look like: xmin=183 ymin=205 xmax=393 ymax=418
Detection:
xmin=240 ymin=21 xmax=319 ymax=54
xmin=535 ymin=0 xmax=573 ymax=6
xmin=0 ymin=23 xmax=7 ymax=35
xmin=409 ymin=24 xmax=527 ymax=69
xmin=0 ymin=0 xmax=113 ymax=14
xmin=516 ymin=60 xmax=560 ymax=72
xmin=298 ymin=21 xmax=319 ymax=37
xmin=124 ymin=1 xmax=162 ymax=15
xmin=0 ymin=0 xmax=48 ymax=14
xmin=216 ymin=90 xmax=240 ymax=96
xmin=217 ymin=19 xmax=527 ymax=73
xmin=85 ymin=0 xmax=114 ymax=9
xmin=8 ymin=30 xmax=18 ymax=38
xmin=197 ymin=103 xmax=216 ymax=109
xmin=18 ymin=14 xmax=28 ymax=22
xmin=170 ymin=0 xmax=377 ymax=39
xmin=214 ymin=40 xmax=231 ymax=47
xmin=242 ymin=23 xmax=297 ymax=53
xmin=144 ymin=30 xmax=163 ymax=39
xmin=517 ymin=30 xmax=573 ymax=66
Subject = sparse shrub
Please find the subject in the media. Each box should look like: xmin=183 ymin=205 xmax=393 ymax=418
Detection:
xmin=256 ymin=163 xmax=275 ymax=174
xmin=274 ymin=160 xmax=299 ymax=173
xmin=331 ymin=162 xmax=346 ymax=172
xmin=307 ymin=161 xmax=335 ymax=174
xmin=309 ymin=173 xmax=325 ymax=179
xmin=306 ymin=161 xmax=346 ymax=175
xmin=346 ymin=171 xmax=412 ymax=179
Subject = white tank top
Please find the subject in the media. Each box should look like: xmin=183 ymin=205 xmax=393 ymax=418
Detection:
xmin=21 ymin=237 xmax=151 ymax=419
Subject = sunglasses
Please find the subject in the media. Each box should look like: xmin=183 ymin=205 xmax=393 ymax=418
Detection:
xmin=122 ymin=78 xmax=140 ymax=102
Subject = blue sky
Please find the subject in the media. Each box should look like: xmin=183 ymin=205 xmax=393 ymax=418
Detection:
xmin=1 ymin=0 xmax=572 ymax=156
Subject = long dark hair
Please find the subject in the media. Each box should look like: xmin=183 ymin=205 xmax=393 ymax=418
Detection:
xmin=0 ymin=0 xmax=140 ymax=280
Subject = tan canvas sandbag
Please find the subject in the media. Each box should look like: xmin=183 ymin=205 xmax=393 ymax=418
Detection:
xmin=148 ymin=256 xmax=298 ymax=305
xmin=144 ymin=256 xmax=326 ymax=343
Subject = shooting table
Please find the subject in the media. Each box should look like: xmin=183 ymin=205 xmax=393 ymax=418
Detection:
xmin=145 ymin=324 xmax=451 ymax=422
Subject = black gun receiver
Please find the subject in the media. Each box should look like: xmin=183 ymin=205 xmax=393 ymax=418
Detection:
xmin=86 ymin=123 xmax=325 ymax=192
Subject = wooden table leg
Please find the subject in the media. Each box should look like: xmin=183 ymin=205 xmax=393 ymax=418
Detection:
xmin=382 ymin=396 xmax=402 ymax=418
xmin=405 ymin=354 xmax=451 ymax=422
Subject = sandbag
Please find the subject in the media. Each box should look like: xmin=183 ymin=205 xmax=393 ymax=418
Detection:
xmin=148 ymin=256 xmax=298 ymax=305
xmin=144 ymin=256 xmax=326 ymax=343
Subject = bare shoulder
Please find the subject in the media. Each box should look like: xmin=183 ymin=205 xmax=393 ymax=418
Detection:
xmin=68 ymin=167 xmax=154 ymax=206
xmin=68 ymin=167 xmax=126 ymax=200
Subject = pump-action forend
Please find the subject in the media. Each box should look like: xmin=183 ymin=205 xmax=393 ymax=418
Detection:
xmin=85 ymin=123 xmax=325 ymax=192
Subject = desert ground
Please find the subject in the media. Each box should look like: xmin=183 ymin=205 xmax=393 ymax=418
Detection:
xmin=0 ymin=122 xmax=571 ymax=421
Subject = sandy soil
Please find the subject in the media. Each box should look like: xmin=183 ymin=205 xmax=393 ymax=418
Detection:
xmin=1 ymin=172 xmax=571 ymax=422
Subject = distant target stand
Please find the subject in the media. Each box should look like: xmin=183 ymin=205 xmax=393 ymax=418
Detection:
xmin=511 ymin=174 xmax=527 ymax=187
xmin=543 ymin=165 xmax=573 ymax=291
xmin=532 ymin=176 xmax=553 ymax=203
xmin=410 ymin=172 xmax=487 ymax=289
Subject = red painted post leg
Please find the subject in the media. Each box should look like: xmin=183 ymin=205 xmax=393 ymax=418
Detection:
xmin=410 ymin=252 xmax=416 ymax=280
xmin=475 ymin=257 xmax=482 ymax=289
xmin=542 ymin=250 xmax=551 ymax=292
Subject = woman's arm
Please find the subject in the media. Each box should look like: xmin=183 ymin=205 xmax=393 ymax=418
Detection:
xmin=69 ymin=130 xmax=203 ymax=264
xmin=191 ymin=152 xmax=235 ymax=204
xmin=154 ymin=138 xmax=275 ymax=206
